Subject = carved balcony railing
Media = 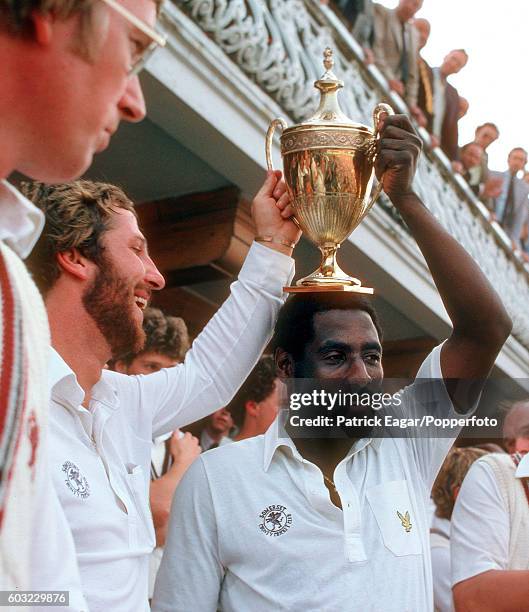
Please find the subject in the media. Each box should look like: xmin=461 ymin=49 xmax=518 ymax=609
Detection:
xmin=165 ymin=0 xmax=529 ymax=350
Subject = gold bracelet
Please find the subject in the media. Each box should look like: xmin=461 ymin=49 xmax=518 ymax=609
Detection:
xmin=255 ymin=235 xmax=297 ymax=249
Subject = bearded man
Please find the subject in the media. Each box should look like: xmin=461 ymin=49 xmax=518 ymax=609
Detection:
xmin=24 ymin=175 xmax=299 ymax=611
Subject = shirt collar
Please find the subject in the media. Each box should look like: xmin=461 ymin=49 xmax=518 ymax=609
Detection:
xmin=263 ymin=413 xmax=382 ymax=472
xmin=49 ymin=347 xmax=118 ymax=411
xmin=515 ymin=452 xmax=529 ymax=478
xmin=0 ymin=180 xmax=44 ymax=258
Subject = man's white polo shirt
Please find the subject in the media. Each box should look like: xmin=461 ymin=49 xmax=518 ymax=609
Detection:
xmin=153 ymin=344 xmax=456 ymax=612
xmin=451 ymin=451 xmax=529 ymax=585
xmin=47 ymin=242 xmax=294 ymax=612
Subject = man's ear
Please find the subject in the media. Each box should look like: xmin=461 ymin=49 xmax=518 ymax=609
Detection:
xmin=245 ymin=400 xmax=259 ymax=418
xmin=113 ymin=360 xmax=129 ymax=374
xmin=29 ymin=10 xmax=54 ymax=45
xmin=275 ymin=347 xmax=294 ymax=380
xmin=56 ymin=249 xmax=92 ymax=281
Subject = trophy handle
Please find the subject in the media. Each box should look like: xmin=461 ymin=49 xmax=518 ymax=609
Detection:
xmin=265 ymin=117 xmax=301 ymax=230
xmin=363 ymin=103 xmax=395 ymax=215
xmin=372 ymin=102 xmax=394 ymax=135
xmin=265 ymin=118 xmax=288 ymax=171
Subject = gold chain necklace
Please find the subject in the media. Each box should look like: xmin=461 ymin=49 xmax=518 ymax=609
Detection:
xmin=322 ymin=473 xmax=337 ymax=493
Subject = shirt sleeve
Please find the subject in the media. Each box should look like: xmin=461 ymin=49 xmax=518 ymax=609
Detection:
xmin=30 ymin=446 xmax=88 ymax=611
xmin=132 ymin=242 xmax=294 ymax=438
xmin=450 ymin=459 xmax=510 ymax=586
xmin=151 ymin=458 xmax=223 ymax=612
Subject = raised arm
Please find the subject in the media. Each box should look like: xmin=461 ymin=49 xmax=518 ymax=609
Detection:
xmin=375 ymin=115 xmax=511 ymax=399
xmin=139 ymin=172 xmax=301 ymax=436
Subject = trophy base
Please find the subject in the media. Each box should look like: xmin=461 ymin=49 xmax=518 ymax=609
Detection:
xmin=284 ymin=245 xmax=374 ymax=294
xmin=284 ymin=270 xmax=373 ymax=294
xmin=284 ymin=283 xmax=373 ymax=294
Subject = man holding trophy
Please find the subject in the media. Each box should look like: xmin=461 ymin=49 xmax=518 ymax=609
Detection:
xmin=153 ymin=51 xmax=511 ymax=611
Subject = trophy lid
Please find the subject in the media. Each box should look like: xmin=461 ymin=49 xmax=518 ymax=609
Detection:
xmin=301 ymin=48 xmax=371 ymax=132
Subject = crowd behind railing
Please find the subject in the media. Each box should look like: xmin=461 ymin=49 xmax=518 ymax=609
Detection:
xmin=324 ymin=0 xmax=529 ymax=263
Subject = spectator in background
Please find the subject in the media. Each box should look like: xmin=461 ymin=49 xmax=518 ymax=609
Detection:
xmin=458 ymin=142 xmax=483 ymax=195
xmin=334 ymin=0 xmax=376 ymax=64
xmin=114 ymin=307 xmax=200 ymax=600
xmin=475 ymin=123 xmax=500 ymax=178
xmin=474 ymin=122 xmax=502 ymax=209
xmin=115 ymin=307 xmax=190 ymax=374
xmin=373 ymin=0 xmax=425 ymax=124
xmin=502 ymin=400 xmax=529 ymax=454
xmin=430 ymin=447 xmax=487 ymax=612
xmin=229 ymin=356 xmax=281 ymax=442
xmin=200 ymin=408 xmax=234 ymax=450
xmin=524 ymin=171 xmax=529 ymax=185
xmin=426 ymin=49 xmax=468 ymax=163
xmin=415 ymin=18 xmax=435 ymax=134
xmin=457 ymin=96 xmax=469 ymax=120
xmin=490 ymin=147 xmax=529 ymax=249
xmin=451 ymin=401 xmax=529 ymax=609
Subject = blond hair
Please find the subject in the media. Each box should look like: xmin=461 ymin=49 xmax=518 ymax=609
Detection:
xmin=432 ymin=447 xmax=487 ymax=520
xmin=23 ymin=180 xmax=135 ymax=295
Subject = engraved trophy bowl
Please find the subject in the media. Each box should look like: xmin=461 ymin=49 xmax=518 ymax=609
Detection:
xmin=265 ymin=48 xmax=394 ymax=293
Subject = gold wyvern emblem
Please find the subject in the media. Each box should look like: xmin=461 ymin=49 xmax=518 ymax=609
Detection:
xmin=397 ymin=510 xmax=412 ymax=532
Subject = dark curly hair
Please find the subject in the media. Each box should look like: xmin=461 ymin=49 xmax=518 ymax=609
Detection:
xmin=228 ymin=356 xmax=277 ymax=427
xmin=118 ymin=307 xmax=190 ymax=364
xmin=270 ymin=292 xmax=382 ymax=361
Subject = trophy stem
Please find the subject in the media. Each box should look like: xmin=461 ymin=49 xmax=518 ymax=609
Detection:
xmin=283 ymin=243 xmax=374 ymax=294
xmin=320 ymin=244 xmax=340 ymax=277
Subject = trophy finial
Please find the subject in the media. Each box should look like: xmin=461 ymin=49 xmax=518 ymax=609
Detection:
xmin=320 ymin=47 xmax=340 ymax=82
xmin=323 ymin=47 xmax=334 ymax=73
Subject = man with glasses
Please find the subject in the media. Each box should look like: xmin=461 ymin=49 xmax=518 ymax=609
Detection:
xmin=0 ymin=0 xmax=165 ymax=606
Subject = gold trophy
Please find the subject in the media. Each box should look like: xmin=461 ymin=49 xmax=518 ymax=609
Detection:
xmin=266 ymin=48 xmax=393 ymax=293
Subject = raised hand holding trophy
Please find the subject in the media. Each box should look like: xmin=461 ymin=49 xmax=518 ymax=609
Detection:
xmin=266 ymin=48 xmax=393 ymax=294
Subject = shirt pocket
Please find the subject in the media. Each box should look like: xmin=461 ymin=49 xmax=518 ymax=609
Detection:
xmin=366 ymin=479 xmax=422 ymax=557
xmin=126 ymin=464 xmax=156 ymax=550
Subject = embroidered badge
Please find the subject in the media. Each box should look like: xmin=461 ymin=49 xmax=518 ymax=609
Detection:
xmin=397 ymin=510 xmax=412 ymax=532
xmin=259 ymin=504 xmax=292 ymax=536
xmin=62 ymin=461 xmax=90 ymax=499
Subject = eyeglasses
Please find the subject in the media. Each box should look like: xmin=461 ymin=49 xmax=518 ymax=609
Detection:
xmin=100 ymin=0 xmax=166 ymax=76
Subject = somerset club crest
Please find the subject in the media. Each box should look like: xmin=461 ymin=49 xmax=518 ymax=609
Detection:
xmin=62 ymin=461 xmax=90 ymax=499
xmin=259 ymin=504 xmax=292 ymax=536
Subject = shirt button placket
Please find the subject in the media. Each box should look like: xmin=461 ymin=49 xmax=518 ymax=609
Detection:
xmin=335 ymin=467 xmax=367 ymax=563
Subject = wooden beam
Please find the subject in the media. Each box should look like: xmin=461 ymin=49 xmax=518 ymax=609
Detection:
xmin=137 ymin=186 xmax=255 ymax=286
